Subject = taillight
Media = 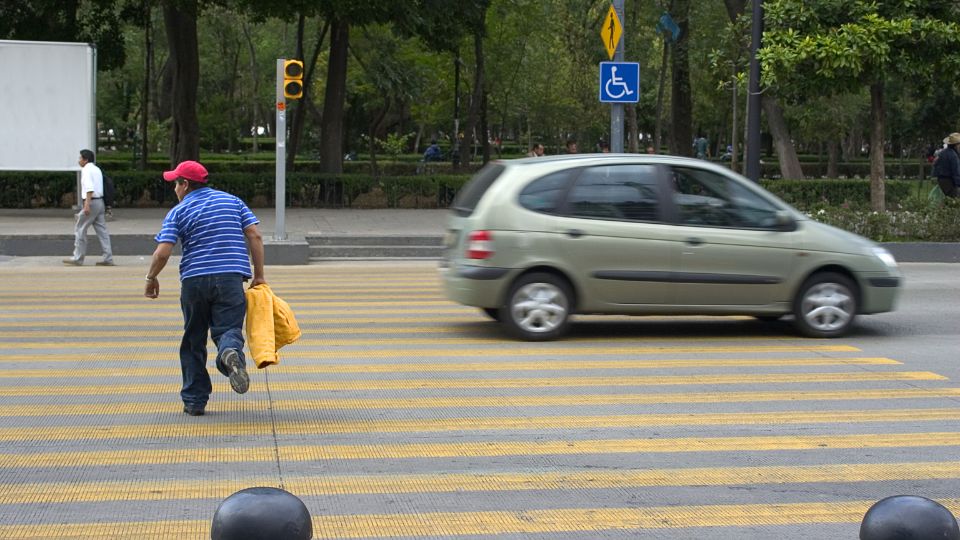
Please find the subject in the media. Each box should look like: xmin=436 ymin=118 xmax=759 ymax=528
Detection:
xmin=466 ymin=230 xmax=494 ymax=259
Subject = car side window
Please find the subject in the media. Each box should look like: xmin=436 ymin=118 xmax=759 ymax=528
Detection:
xmin=564 ymin=165 xmax=660 ymax=222
xmin=518 ymin=171 xmax=573 ymax=213
xmin=671 ymin=167 xmax=780 ymax=228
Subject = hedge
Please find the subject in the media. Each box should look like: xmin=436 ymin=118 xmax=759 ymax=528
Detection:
xmin=0 ymin=171 xmax=470 ymax=209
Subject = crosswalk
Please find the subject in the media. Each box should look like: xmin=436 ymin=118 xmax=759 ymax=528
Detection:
xmin=0 ymin=262 xmax=957 ymax=539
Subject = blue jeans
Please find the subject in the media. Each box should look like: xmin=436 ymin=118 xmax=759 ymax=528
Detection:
xmin=179 ymin=273 xmax=248 ymax=407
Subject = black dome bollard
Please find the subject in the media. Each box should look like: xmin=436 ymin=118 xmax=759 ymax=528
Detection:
xmin=211 ymin=487 xmax=312 ymax=540
xmin=860 ymin=495 xmax=959 ymax=540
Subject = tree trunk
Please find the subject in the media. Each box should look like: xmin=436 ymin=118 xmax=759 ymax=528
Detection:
xmin=827 ymin=139 xmax=839 ymax=178
xmin=869 ymin=81 xmax=886 ymax=212
xmin=730 ymin=74 xmax=738 ymax=172
xmin=668 ymin=0 xmax=692 ymax=157
xmin=653 ymin=39 xmax=668 ymax=153
xmin=241 ymin=23 xmax=260 ymax=154
xmin=139 ymin=2 xmax=151 ymax=170
xmin=319 ymin=18 xmax=349 ymax=174
xmin=162 ymin=1 xmax=200 ymax=165
xmin=626 ymin=103 xmax=638 ymax=152
xmin=481 ymin=91 xmax=490 ymax=164
xmin=459 ymin=29 xmax=486 ymax=167
xmin=289 ymin=20 xmax=329 ymax=170
xmin=762 ymin=96 xmax=803 ymax=179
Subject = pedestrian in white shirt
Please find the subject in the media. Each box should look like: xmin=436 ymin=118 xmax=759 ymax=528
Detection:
xmin=62 ymin=149 xmax=113 ymax=266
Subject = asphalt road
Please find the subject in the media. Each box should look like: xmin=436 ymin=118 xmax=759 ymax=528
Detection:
xmin=0 ymin=260 xmax=956 ymax=539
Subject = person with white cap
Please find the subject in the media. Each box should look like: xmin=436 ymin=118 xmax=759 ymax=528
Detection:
xmin=934 ymin=132 xmax=960 ymax=197
xmin=143 ymin=160 xmax=266 ymax=416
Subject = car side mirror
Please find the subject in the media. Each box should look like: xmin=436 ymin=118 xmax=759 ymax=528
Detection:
xmin=774 ymin=210 xmax=797 ymax=232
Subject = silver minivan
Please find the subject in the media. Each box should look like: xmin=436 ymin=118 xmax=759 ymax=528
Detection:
xmin=440 ymin=154 xmax=901 ymax=341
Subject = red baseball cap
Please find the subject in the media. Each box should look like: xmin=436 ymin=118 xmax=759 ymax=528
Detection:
xmin=162 ymin=160 xmax=208 ymax=183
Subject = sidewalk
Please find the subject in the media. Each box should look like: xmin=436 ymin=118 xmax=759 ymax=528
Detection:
xmin=0 ymin=207 xmax=448 ymax=237
xmin=0 ymin=207 xmax=449 ymax=263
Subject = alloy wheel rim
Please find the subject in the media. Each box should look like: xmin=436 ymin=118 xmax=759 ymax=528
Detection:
xmin=801 ymin=282 xmax=854 ymax=332
xmin=511 ymin=282 xmax=568 ymax=334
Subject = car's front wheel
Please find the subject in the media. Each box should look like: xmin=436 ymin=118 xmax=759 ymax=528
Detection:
xmin=792 ymin=272 xmax=858 ymax=338
xmin=500 ymin=272 xmax=572 ymax=341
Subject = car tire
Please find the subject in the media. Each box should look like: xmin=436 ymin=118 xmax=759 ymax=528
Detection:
xmin=792 ymin=272 xmax=858 ymax=338
xmin=481 ymin=308 xmax=501 ymax=321
xmin=499 ymin=272 xmax=573 ymax=341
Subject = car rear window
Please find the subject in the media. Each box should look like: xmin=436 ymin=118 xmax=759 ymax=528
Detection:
xmin=450 ymin=163 xmax=506 ymax=217
xmin=518 ymin=170 xmax=574 ymax=213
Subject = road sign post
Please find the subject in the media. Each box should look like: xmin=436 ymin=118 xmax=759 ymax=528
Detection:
xmin=600 ymin=1 xmax=627 ymax=152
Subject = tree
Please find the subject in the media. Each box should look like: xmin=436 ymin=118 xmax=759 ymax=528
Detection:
xmin=761 ymin=0 xmax=960 ymax=210
xmin=668 ymin=0 xmax=692 ymax=156
xmin=162 ymin=0 xmax=200 ymax=164
xmin=719 ymin=0 xmax=803 ymax=179
xmin=310 ymin=1 xmax=410 ymax=174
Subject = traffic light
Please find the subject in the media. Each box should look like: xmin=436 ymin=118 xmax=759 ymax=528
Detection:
xmin=283 ymin=59 xmax=304 ymax=99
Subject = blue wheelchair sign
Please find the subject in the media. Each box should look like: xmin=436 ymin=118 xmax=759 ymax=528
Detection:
xmin=599 ymin=62 xmax=640 ymax=103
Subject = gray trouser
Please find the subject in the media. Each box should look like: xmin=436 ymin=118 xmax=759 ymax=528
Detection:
xmin=72 ymin=199 xmax=113 ymax=263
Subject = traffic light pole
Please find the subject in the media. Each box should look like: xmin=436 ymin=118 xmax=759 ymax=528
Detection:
xmin=274 ymin=59 xmax=287 ymax=241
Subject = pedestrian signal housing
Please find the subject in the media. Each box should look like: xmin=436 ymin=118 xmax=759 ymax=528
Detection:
xmin=283 ymin=59 xmax=304 ymax=99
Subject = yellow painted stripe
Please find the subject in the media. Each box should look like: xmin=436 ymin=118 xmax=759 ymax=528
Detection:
xmin=5 ymin=461 xmax=960 ymax=504
xmin=0 ymin=357 xmax=900 ymax=377
xmin=0 ymin=307 xmax=478 ymax=319
xmin=3 ymin=500 xmax=960 ymax=538
xmin=0 ymin=287 xmax=443 ymax=298
xmin=0 ymin=342 xmax=843 ymax=361
xmin=0 ymin=313 xmax=751 ymax=327
xmin=2 ymin=387 xmax=957 ymax=417
xmin=0 ymin=409 xmax=956 ymax=442
xmin=0 ymin=371 xmax=939 ymax=397
xmin=3 ymin=432 xmax=960 ymax=469
xmin=0 ymin=339 xmax=861 ymax=351
xmin=0 ymin=316 xmax=488 ymax=327
xmin=0 ymin=300 xmax=454 ymax=310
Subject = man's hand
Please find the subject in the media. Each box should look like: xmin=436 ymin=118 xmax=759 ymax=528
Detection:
xmin=82 ymin=204 xmax=91 ymax=216
xmin=249 ymin=277 xmax=267 ymax=289
xmin=144 ymin=277 xmax=159 ymax=299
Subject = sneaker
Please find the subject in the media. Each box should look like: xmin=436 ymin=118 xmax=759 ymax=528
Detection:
xmin=95 ymin=261 xmax=115 ymax=266
xmin=222 ymin=348 xmax=249 ymax=394
xmin=61 ymin=259 xmax=82 ymax=266
xmin=183 ymin=404 xmax=205 ymax=416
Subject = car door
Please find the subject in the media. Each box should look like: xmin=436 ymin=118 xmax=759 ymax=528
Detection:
xmin=551 ymin=163 xmax=676 ymax=306
xmin=666 ymin=166 xmax=797 ymax=307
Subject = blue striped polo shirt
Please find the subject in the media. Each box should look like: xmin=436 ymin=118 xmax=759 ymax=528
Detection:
xmin=155 ymin=187 xmax=259 ymax=280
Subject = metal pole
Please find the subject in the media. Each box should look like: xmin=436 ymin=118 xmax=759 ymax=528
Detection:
xmin=610 ymin=0 xmax=625 ymax=153
xmin=745 ymin=0 xmax=763 ymax=181
xmin=275 ymin=59 xmax=287 ymax=241
xmin=452 ymin=53 xmax=461 ymax=165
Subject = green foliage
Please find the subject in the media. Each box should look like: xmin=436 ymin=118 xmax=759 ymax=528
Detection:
xmin=760 ymin=178 xmax=914 ymax=207
xmin=0 ymin=170 xmax=470 ymax=209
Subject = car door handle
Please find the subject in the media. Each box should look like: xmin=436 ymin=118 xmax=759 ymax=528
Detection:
xmin=566 ymin=229 xmax=585 ymax=238
xmin=686 ymin=237 xmax=704 ymax=246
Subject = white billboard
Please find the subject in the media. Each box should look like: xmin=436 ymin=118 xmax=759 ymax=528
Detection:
xmin=0 ymin=40 xmax=96 ymax=171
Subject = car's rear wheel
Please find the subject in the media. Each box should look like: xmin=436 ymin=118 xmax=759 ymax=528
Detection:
xmin=500 ymin=272 xmax=572 ymax=341
xmin=481 ymin=308 xmax=501 ymax=321
xmin=792 ymin=272 xmax=857 ymax=338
